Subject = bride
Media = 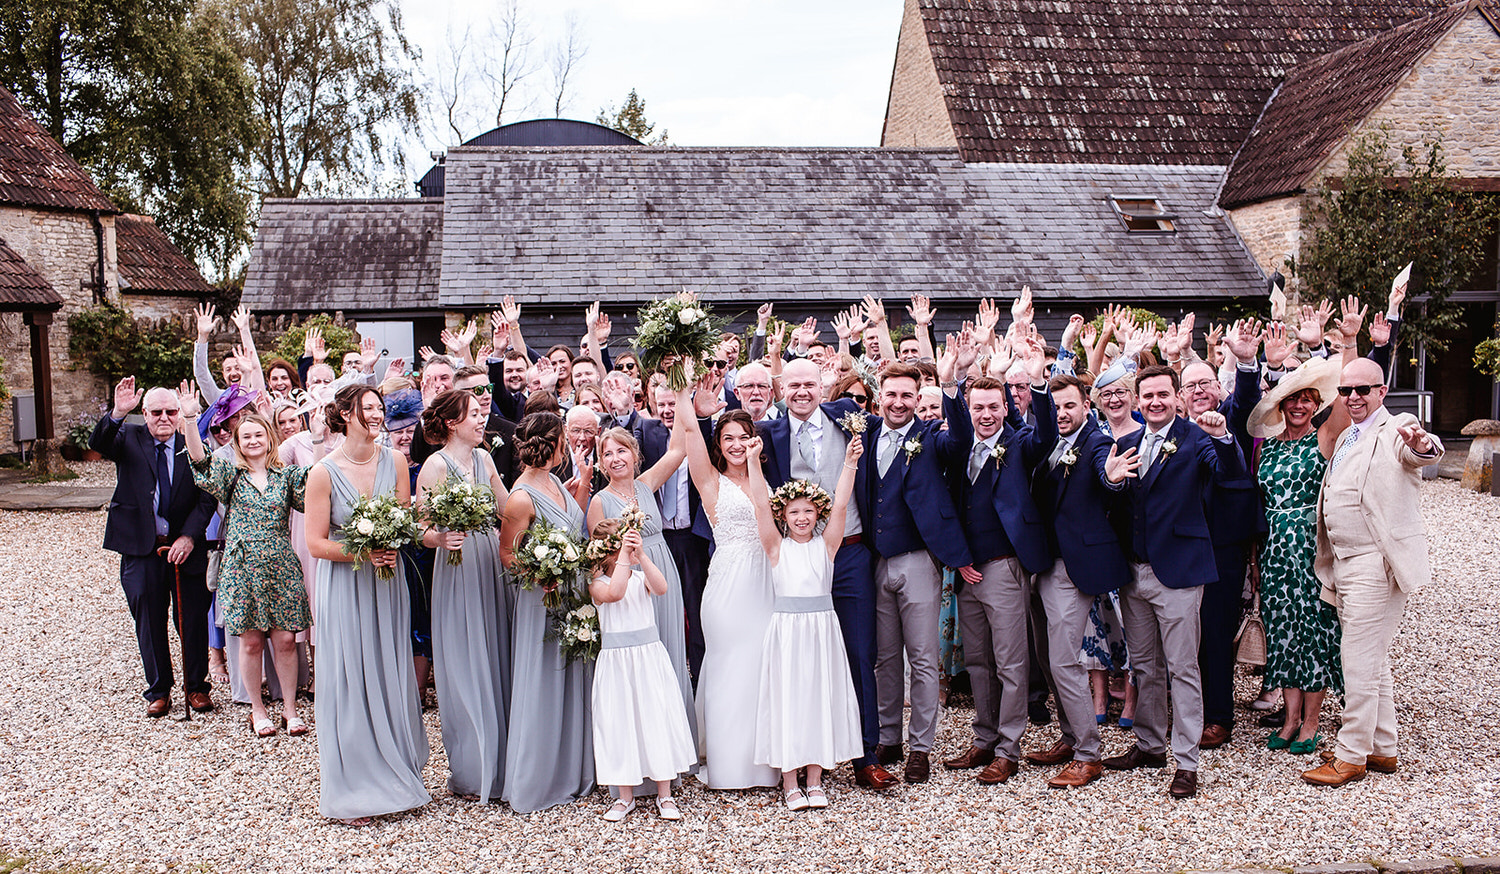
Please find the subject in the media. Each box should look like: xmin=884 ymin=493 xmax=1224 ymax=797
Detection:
xmin=681 ymin=374 xmax=778 ymax=789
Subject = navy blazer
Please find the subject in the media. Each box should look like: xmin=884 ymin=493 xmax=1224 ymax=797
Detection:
xmin=90 ymin=415 xmax=217 ymax=563
xmin=757 ymin=401 xmax=858 ymax=489
xmin=949 ymin=388 xmax=1055 ymax=576
xmin=1031 ymin=416 xmax=1130 ymax=595
xmin=854 ymin=395 xmax=973 ymax=570
xmin=1208 ymin=365 xmax=1266 ymax=545
xmin=1114 ymin=416 xmax=1247 ymax=589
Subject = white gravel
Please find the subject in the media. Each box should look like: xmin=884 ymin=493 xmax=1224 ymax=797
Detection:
xmin=1 ymin=479 xmax=1497 ymax=873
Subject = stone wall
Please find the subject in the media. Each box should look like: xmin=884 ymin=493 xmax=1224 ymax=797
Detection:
xmin=1228 ymin=196 xmax=1305 ymax=282
xmin=0 ymin=206 xmax=118 ymax=454
xmin=1317 ymin=10 xmax=1500 ymax=180
xmin=880 ymin=0 xmax=959 ymax=149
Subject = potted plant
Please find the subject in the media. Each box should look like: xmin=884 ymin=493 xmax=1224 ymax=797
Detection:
xmin=61 ymin=411 xmax=103 ymax=461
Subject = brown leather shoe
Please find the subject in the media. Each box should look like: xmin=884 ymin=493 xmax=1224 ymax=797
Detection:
xmin=1199 ymin=723 xmax=1232 ymax=749
xmin=1047 ymin=760 xmax=1104 ymax=789
xmin=1101 ymin=745 xmax=1168 ymax=771
xmin=944 ymin=746 xmax=996 ymax=770
xmin=1169 ymin=769 xmax=1198 ymax=798
xmin=1024 ymin=740 xmax=1075 ymax=766
xmin=146 ymin=697 xmax=170 ymax=718
xmin=854 ymin=764 xmax=898 ymax=790
xmin=187 ymin=692 xmax=214 ymax=713
xmin=1320 ymin=750 xmax=1397 ymax=773
xmin=903 ymin=751 xmax=930 ymax=783
xmin=874 ymin=743 xmax=904 ymax=766
xmin=1302 ymin=757 xmax=1366 ymax=786
xmin=975 ymin=757 xmax=1019 ymax=785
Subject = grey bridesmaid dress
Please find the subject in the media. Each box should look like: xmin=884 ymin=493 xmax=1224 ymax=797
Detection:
xmin=314 ymin=449 xmax=431 ymax=820
xmin=429 ymin=448 xmax=510 ymax=802
xmin=502 ymin=475 xmax=595 ymax=813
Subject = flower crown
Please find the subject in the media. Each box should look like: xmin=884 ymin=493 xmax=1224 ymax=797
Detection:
xmin=770 ymin=479 xmax=833 ymax=521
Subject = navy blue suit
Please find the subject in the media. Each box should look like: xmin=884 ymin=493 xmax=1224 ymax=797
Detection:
xmin=1031 ymin=415 xmax=1130 ymax=596
xmin=945 ymin=389 xmax=1053 ymax=577
xmin=91 ymin=414 xmax=217 ymax=703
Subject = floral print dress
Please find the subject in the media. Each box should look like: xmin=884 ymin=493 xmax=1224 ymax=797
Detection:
xmin=192 ymin=455 xmax=312 ymax=636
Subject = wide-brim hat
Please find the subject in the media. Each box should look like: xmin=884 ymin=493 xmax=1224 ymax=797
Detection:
xmin=199 ymin=383 xmax=259 ymax=441
xmin=1248 ymin=356 xmax=1342 ymax=439
xmin=384 ymin=388 xmax=423 ymax=432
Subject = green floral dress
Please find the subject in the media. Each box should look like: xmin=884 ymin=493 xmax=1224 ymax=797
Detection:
xmin=192 ymin=455 xmax=312 ymax=636
xmin=1256 ymin=433 xmax=1342 ymax=693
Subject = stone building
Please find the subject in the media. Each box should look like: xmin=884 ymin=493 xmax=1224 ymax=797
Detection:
xmin=0 ymin=86 xmax=212 ymax=455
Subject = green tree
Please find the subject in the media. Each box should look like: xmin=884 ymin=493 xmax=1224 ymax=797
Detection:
xmin=1294 ymin=128 xmax=1499 ymax=353
xmin=225 ymin=0 xmax=422 ymax=198
xmin=596 ymin=88 xmax=668 ymax=145
xmin=0 ymin=0 xmax=258 ymax=279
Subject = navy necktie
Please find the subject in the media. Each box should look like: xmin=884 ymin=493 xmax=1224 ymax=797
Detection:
xmin=154 ymin=441 xmax=172 ymax=522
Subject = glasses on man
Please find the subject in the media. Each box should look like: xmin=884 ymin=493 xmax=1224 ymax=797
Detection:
xmin=465 ymin=383 xmax=493 ymax=395
xmin=145 ymin=409 xmax=180 ymax=418
xmin=737 ymin=382 xmax=771 ymax=393
xmin=566 ymin=425 xmax=599 ymax=436
xmin=1337 ymin=384 xmax=1382 ymax=397
xmin=1182 ymin=379 xmax=1217 ymax=393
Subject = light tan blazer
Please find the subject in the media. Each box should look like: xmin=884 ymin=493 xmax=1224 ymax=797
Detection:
xmin=1315 ymin=408 xmax=1444 ymax=605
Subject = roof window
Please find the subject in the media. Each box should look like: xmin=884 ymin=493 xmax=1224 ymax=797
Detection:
xmin=1108 ymin=195 xmax=1177 ymax=233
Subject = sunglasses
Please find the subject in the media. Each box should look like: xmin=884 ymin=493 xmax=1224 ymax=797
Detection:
xmin=145 ymin=409 xmax=180 ymax=418
xmin=841 ymin=392 xmax=868 ymax=402
xmin=619 ymin=361 xmax=638 ymax=371
xmin=465 ymin=383 xmax=494 ymax=394
xmin=709 ymin=360 xmax=728 ymax=370
xmin=209 ymin=423 xmax=228 ymax=435
xmin=1337 ymin=384 xmax=1382 ymax=397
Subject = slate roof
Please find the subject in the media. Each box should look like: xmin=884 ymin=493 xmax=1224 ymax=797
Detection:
xmin=241 ymin=199 xmax=444 ymax=312
xmin=1221 ymin=2 xmax=1493 ymax=207
xmin=915 ymin=0 xmax=1454 ymax=165
xmin=0 ymin=236 xmax=64 ymax=311
xmin=436 ymin=147 xmax=1264 ymax=308
xmin=115 ymin=214 xmax=213 ymax=295
xmin=0 ymin=86 xmax=116 ymax=213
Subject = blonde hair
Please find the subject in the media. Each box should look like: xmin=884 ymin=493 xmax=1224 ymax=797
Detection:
xmin=231 ymin=412 xmax=284 ymax=471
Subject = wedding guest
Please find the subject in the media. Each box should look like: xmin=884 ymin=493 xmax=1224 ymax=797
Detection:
xmin=498 ymin=412 xmax=595 ymax=812
xmin=575 ymin=383 xmax=607 ymax=416
xmin=1302 ymin=359 xmax=1442 ymax=786
xmin=272 ymin=398 xmax=304 ymax=441
xmin=182 ymin=397 xmax=318 ymax=738
xmin=384 ymin=389 xmax=434 ymax=703
xmin=1246 ymin=358 xmax=1347 ymax=755
xmin=588 ymin=520 xmax=696 ymax=823
xmin=304 ymin=384 xmax=430 ymax=825
xmin=452 ymin=365 xmax=519 ymax=487
xmin=265 ymin=359 xmax=303 ymax=398
xmin=1092 ymin=365 xmax=1139 ymax=440
xmin=416 ymin=389 xmax=510 ymax=803
xmin=92 ymin=377 xmax=218 ymax=718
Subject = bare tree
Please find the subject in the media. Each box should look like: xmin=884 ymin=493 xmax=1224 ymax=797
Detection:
xmin=430 ymin=23 xmax=488 ymax=144
xmin=487 ymin=0 xmax=536 ymax=126
xmin=547 ymin=13 xmax=586 ymax=118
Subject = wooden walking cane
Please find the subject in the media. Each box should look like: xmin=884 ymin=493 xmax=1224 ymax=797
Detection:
xmin=156 ymin=545 xmax=192 ymax=722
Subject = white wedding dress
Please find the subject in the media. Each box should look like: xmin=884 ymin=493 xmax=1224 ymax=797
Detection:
xmin=696 ymin=474 xmax=778 ymax=789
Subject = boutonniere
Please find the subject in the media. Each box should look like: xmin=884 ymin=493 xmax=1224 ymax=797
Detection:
xmin=991 ymin=442 xmax=1008 ymax=466
xmin=1059 ymin=445 xmax=1080 ymax=474
xmin=1159 ymin=439 xmax=1178 ymax=462
xmin=903 ymin=436 xmax=923 ymax=462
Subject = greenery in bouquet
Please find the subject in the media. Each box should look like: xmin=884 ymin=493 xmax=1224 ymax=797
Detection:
xmin=583 ymin=504 xmax=648 ymax=571
xmin=511 ymin=516 xmax=586 ymax=610
xmin=423 ymin=476 xmax=496 ymax=565
xmin=552 ymin=597 xmax=601 ymax=663
xmin=632 ymin=291 xmax=726 ymax=390
xmin=342 ymin=494 xmax=422 ymax=580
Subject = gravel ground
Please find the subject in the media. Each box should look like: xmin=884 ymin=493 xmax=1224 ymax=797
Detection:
xmin=33 ymin=459 xmax=117 ymax=488
xmin=1 ymin=479 xmax=1497 ymax=874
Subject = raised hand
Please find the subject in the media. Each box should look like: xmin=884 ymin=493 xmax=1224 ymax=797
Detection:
xmin=307 ymin=326 xmax=327 ymax=363
xmin=232 ymin=344 xmax=256 ymax=377
xmin=1369 ymin=312 xmax=1392 ymax=347
xmin=1389 ymin=275 xmax=1407 ymax=315
xmin=1205 ymin=322 xmax=1225 ymax=355
xmin=500 ymin=295 xmax=522 ymax=326
xmin=1103 ymin=443 xmax=1141 ymax=483
xmin=383 ymin=358 xmax=406 ymax=383
xmin=1080 ymin=322 xmax=1099 ymax=354
xmin=798 ymin=316 xmax=820 ymax=348
xmin=1060 ymin=313 xmax=1085 ymax=350
xmin=194 ymin=303 xmax=218 ymax=341
xmin=766 ymin=325 xmax=785 ymax=359
xmin=987 ymin=337 xmax=1014 ymax=377
xmin=534 ymin=356 xmax=559 ymax=391
xmin=359 ymin=336 xmax=379 ymax=372
xmin=418 ymin=345 xmax=436 ymax=363
xmin=907 ymin=293 xmax=934 ymax=327
xmin=1160 ymin=322 xmax=1180 ymax=360
xmin=1197 ymin=409 xmax=1228 ymax=439
xmin=952 ymin=328 xmax=978 ymax=375
xmin=1297 ymin=301 xmax=1334 ymax=347
xmin=1010 ymin=285 xmax=1034 ymax=328
xmin=861 ymin=295 xmax=887 ymax=327
xmin=831 ymin=309 xmax=853 ymax=341
xmin=1396 ymin=422 xmax=1434 ymax=454
xmin=1262 ymin=322 xmax=1293 ymax=369
xmin=743 ymin=434 xmax=765 ymax=464
xmin=1338 ymin=295 xmax=1368 ymax=340
xmin=1122 ymin=324 xmax=1156 ymax=360
xmin=1225 ymin=318 xmax=1263 ymax=363
xmin=230 ymin=305 xmax=252 ymax=332
xmin=175 ymin=380 xmax=201 ymax=420
xmin=844 ymin=431 xmax=864 ymax=465
xmin=756 ymin=302 xmax=774 ymax=328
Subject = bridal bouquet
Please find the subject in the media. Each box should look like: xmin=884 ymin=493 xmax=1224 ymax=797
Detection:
xmin=343 ymin=494 xmax=422 ymax=580
xmin=423 ymin=477 xmax=496 ymax=565
xmin=553 ymin=600 xmax=601 ymax=663
xmin=511 ymin=516 xmax=585 ymax=610
xmin=632 ymin=291 xmax=726 ymax=390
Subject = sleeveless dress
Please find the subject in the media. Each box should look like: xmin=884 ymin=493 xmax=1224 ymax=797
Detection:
xmin=1257 ymin=433 xmax=1343 ymax=693
xmin=696 ymin=474 xmax=777 ymax=789
xmin=503 ymin=476 xmax=595 ymax=813
xmin=428 ymin=448 xmax=509 ymax=802
xmin=314 ymin=449 xmax=431 ymax=820
xmin=755 ymin=537 xmax=863 ymax=771
xmin=592 ymin=568 xmax=698 ymax=786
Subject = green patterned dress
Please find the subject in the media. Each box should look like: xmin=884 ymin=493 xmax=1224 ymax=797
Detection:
xmin=1255 ymin=433 xmax=1342 ymax=693
xmin=192 ymin=455 xmax=312 ymax=636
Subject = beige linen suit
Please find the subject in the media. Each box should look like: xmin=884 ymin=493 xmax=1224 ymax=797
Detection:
xmin=1315 ymin=407 xmax=1442 ymax=765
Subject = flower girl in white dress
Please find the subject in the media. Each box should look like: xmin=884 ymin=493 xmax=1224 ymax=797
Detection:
xmin=588 ymin=518 xmax=697 ymax=822
xmin=746 ymin=435 xmax=864 ymax=811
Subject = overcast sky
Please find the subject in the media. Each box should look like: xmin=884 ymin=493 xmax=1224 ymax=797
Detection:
xmin=400 ymin=0 xmax=906 ymax=157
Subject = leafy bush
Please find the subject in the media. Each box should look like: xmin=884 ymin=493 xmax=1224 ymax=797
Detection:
xmin=1475 ymin=314 xmax=1500 ymax=379
xmin=272 ymin=313 xmax=359 ymax=368
xmin=67 ymin=303 xmax=194 ymax=389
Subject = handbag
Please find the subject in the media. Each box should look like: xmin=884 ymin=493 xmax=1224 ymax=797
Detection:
xmin=204 ymin=469 xmax=244 ymax=593
xmin=1235 ymin=589 xmax=1268 ymax=667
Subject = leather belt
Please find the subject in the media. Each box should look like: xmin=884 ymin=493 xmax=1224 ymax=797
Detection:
xmin=154 ymin=535 xmax=174 ymax=547
xmin=841 ymin=534 xmax=863 ymax=547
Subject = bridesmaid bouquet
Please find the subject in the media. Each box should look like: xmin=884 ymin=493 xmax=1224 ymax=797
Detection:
xmin=632 ymin=290 xmax=726 ymax=390
xmin=553 ymin=600 xmax=601 ymax=663
xmin=423 ymin=477 xmax=496 ymax=566
xmin=343 ymin=494 xmax=422 ymax=580
xmin=511 ymin=516 xmax=586 ymax=610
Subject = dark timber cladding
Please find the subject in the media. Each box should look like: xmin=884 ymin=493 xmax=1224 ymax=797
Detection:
xmin=918 ymin=0 xmax=1455 ymax=165
xmin=437 ymin=147 xmax=1264 ymax=309
xmin=242 ymin=199 xmax=444 ymax=313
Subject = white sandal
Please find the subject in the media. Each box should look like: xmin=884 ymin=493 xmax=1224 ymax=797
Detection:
xmin=602 ymin=799 xmax=635 ymax=822
xmin=784 ymin=788 xmax=809 ymax=811
xmin=656 ymin=797 xmax=682 ymax=821
xmin=805 ymin=786 xmax=829 ymax=808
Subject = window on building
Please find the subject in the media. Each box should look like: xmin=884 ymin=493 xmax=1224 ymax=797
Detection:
xmin=1108 ymin=195 xmax=1177 ymax=233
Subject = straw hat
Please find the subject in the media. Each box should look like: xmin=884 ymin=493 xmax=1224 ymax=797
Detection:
xmin=1247 ymin=356 xmax=1342 ymax=439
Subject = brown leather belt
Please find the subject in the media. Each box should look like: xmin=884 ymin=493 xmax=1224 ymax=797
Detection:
xmin=841 ymin=534 xmax=863 ymax=547
xmin=155 ymin=535 xmax=174 ymax=547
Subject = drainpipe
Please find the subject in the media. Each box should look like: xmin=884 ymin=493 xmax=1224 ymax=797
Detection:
xmin=90 ymin=209 xmax=105 ymax=304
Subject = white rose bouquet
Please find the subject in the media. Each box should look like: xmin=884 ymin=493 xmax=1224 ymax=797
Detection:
xmin=423 ymin=476 xmax=496 ymax=566
xmin=343 ymin=494 xmax=422 ymax=580
xmin=510 ymin=516 xmax=586 ymax=610
xmin=632 ymin=291 xmax=726 ymax=390
xmin=552 ymin=600 xmax=601 ymax=663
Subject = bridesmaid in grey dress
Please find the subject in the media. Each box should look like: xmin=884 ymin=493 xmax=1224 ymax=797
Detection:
xmin=303 ymin=384 xmax=430 ymax=825
xmin=586 ymin=420 xmax=697 ymax=789
xmin=499 ymin=411 xmax=596 ymax=813
xmin=415 ymin=390 xmax=510 ymax=803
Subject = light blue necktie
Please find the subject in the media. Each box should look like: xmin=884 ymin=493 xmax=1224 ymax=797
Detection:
xmin=877 ymin=430 xmax=901 ymax=477
xmin=1329 ymin=426 xmax=1360 ymax=473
